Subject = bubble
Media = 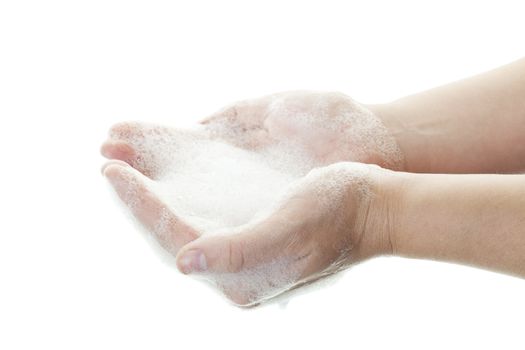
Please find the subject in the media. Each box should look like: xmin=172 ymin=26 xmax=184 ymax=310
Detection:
xmin=106 ymin=96 xmax=404 ymax=304
xmin=146 ymin=131 xmax=311 ymax=234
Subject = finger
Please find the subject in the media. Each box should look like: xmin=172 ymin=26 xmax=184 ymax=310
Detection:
xmin=100 ymin=138 xmax=160 ymax=177
xmin=175 ymin=228 xmax=286 ymax=307
xmin=103 ymin=163 xmax=199 ymax=253
xmin=200 ymin=98 xmax=274 ymax=150
xmin=199 ymin=103 xmax=238 ymax=125
xmin=175 ymin=220 xmax=289 ymax=275
xmin=175 ymin=216 xmax=312 ymax=306
xmin=200 ymin=96 xmax=269 ymax=127
xmin=108 ymin=121 xmax=157 ymax=141
xmin=103 ymin=122 xmax=177 ymax=178
xmin=100 ymin=139 xmax=136 ymax=163
xmin=100 ymin=159 xmax=130 ymax=174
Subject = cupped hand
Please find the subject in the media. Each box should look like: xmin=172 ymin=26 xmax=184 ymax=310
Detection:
xmin=202 ymin=91 xmax=404 ymax=170
xmin=173 ymin=162 xmax=394 ymax=306
xmin=101 ymin=119 xmax=396 ymax=306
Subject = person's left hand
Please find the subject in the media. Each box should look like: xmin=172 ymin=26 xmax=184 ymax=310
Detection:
xmin=201 ymin=90 xmax=404 ymax=170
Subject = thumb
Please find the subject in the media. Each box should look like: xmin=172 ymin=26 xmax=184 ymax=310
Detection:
xmin=176 ymin=220 xmax=288 ymax=275
xmin=198 ymin=103 xmax=238 ymax=125
xmin=199 ymin=96 xmax=269 ymax=125
xmin=103 ymin=161 xmax=199 ymax=253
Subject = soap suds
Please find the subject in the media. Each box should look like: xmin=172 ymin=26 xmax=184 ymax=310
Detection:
xmin=148 ymin=132 xmax=314 ymax=234
xmin=106 ymin=94 xmax=403 ymax=304
xmin=200 ymin=256 xmax=303 ymax=306
xmin=265 ymin=92 xmax=404 ymax=169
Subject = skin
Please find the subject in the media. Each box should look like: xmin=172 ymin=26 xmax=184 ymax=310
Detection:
xmin=101 ymin=58 xmax=525 ymax=306
xmin=200 ymin=91 xmax=404 ymax=170
xmin=101 ymin=124 xmax=392 ymax=305
xmin=392 ymin=172 xmax=525 ymax=277
xmin=369 ymin=57 xmax=525 ymax=174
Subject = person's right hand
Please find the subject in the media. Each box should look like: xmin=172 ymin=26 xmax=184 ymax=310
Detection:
xmin=173 ymin=161 xmax=396 ymax=306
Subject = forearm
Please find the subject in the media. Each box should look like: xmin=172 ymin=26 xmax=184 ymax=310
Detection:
xmin=369 ymin=58 xmax=525 ymax=173
xmin=391 ymin=172 xmax=525 ymax=277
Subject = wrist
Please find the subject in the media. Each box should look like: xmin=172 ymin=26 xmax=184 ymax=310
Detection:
xmin=367 ymin=102 xmax=429 ymax=173
xmin=353 ymin=165 xmax=412 ymax=260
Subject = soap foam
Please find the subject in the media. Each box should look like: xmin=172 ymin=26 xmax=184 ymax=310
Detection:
xmin=200 ymin=255 xmax=302 ymax=306
xmin=107 ymin=95 xmax=403 ymax=304
xmin=148 ymin=132 xmax=314 ymax=234
xmin=265 ymin=91 xmax=404 ymax=169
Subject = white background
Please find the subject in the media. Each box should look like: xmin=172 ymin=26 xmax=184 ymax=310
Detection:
xmin=1 ymin=1 xmax=524 ymax=349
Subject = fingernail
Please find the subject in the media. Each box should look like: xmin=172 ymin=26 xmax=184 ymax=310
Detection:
xmin=179 ymin=249 xmax=207 ymax=274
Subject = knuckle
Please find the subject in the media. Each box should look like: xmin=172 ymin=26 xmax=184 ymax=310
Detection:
xmin=221 ymin=104 xmax=238 ymax=121
xmin=227 ymin=238 xmax=246 ymax=273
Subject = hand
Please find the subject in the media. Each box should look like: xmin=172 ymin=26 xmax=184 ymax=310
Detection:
xmin=173 ymin=162 xmax=393 ymax=306
xmin=202 ymin=90 xmax=404 ymax=170
xmin=101 ymin=123 xmax=396 ymax=306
